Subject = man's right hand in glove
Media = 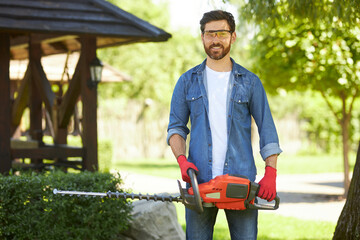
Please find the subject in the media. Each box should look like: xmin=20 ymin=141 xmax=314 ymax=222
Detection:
xmin=177 ymin=155 xmax=199 ymax=183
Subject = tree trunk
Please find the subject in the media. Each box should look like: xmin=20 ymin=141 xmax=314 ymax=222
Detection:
xmin=341 ymin=114 xmax=351 ymax=197
xmin=339 ymin=92 xmax=351 ymax=197
xmin=333 ymin=141 xmax=360 ymax=239
xmin=321 ymin=92 xmax=352 ymax=196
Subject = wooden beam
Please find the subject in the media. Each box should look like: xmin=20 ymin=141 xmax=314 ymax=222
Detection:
xmin=58 ymin=56 xmax=82 ymax=128
xmin=29 ymin=38 xmax=44 ymax=165
xmin=11 ymin=33 xmax=77 ymax=50
xmin=52 ymin=100 xmax=68 ymax=165
xmin=45 ymin=41 xmax=69 ymax=52
xmin=30 ymin=53 xmax=55 ymax=115
xmin=0 ymin=33 xmax=11 ymax=174
xmin=11 ymin=145 xmax=84 ymax=159
xmin=11 ymin=64 xmax=30 ymax=127
xmin=12 ymin=161 xmax=83 ymax=171
xmin=80 ymin=36 xmax=98 ymax=171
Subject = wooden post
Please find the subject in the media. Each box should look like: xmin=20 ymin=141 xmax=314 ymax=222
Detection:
xmin=0 ymin=33 xmax=11 ymax=174
xmin=52 ymin=97 xmax=68 ymax=170
xmin=29 ymin=36 xmax=44 ymax=166
xmin=53 ymin=88 xmax=67 ymax=147
xmin=53 ymin=98 xmax=68 ymax=145
xmin=80 ymin=37 xmax=98 ymax=171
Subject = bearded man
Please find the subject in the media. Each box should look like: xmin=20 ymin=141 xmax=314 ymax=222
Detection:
xmin=167 ymin=10 xmax=282 ymax=240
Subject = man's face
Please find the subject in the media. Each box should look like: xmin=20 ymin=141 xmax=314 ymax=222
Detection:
xmin=201 ymin=20 xmax=236 ymax=60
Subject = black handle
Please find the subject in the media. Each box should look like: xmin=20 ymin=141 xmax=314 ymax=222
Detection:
xmin=188 ymin=168 xmax=203 ymax=214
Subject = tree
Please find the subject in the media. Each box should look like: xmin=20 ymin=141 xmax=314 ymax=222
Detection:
xmin=230 ymin=0 xmax=360 ymax=196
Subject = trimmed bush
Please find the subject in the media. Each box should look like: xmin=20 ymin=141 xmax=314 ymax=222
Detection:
xmin=0 ymin=171 xmax=132 ymax=239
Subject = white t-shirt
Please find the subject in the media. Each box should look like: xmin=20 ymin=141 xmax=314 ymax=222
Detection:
xmin=206 ymin=66 xmax=231 ymax=178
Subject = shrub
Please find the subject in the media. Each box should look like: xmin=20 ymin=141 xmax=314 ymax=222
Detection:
xmin=0 ymin=171 xmax=132 ymax=240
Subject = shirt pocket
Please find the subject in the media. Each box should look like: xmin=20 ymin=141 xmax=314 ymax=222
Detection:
xmin=186 ymin=91 xmax=204 ymax=117
xmin=232 ymin=93 xmax=250 ymax=121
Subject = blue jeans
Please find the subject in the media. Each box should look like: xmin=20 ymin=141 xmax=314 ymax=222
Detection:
xmin=185 ymin=207 xmax=258 ymax=240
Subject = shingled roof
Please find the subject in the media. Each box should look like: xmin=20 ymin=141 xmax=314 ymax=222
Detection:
xmin=0 ymin=0 xmax=171 ymax=60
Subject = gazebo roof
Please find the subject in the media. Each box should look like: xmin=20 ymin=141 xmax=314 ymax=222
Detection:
xmin=0 ymin=0 xmax=171 ymax=60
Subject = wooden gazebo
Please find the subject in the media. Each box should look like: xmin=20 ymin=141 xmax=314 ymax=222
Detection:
xmin=0 ymin=0 xmax=171 ymax=173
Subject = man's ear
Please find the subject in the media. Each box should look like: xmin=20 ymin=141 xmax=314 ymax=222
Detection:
xmin=231 ymin=31 xmax=237 ymax=44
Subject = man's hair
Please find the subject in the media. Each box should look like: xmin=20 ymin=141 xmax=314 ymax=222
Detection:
xmin=200 ymin=10 xmax=235 ymax=33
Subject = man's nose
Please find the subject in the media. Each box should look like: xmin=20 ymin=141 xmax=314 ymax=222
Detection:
xmin=212 ymin=35 xmax=221 ymax=42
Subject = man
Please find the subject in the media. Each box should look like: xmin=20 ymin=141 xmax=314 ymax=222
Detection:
xmin=167 ymin=10 xmax=282 ymax=240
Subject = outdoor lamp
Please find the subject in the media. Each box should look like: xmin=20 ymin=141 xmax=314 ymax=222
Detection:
xmin=88 ymin=57 xmax=103 ymax=88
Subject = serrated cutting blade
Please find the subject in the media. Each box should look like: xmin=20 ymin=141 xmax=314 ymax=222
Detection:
xmin=53 ymin=189 xmax=183 ymax=203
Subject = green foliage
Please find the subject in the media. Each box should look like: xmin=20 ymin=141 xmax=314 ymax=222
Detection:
xmin=269 ymin=91 xmax=344 ymax=153
xmin=270 ymin=90 xmax=360 ymax=154
xmin=98 ymin=34 xmax=204 ymax=105
xmin=243 ymin=14 xmax=360 ymax=98
xmin=109 ymin=0 xmax=170 ymax=30
xmin=98 ymin=0 xmax=204 ymax=106
xmin=0 ymin=171 xmax=132 ymax=239
xmin=232 ymin=0 xmax=360 ymax=120
xmin=234 ymin=0 xmax=360 ymax=28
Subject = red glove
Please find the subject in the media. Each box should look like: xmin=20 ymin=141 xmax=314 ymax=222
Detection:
xmin=258 ymin=166 xmax=277 ymax=202
xmin=177 ymin=155 xmax=199 ymax=183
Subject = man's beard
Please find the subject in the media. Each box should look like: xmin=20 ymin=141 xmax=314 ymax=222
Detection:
xmin=204 ymin=43 xmax=231 ymax=60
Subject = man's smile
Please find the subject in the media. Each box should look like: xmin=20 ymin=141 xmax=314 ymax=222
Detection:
xmin=210 ymin=44 xmax=223 ymax=50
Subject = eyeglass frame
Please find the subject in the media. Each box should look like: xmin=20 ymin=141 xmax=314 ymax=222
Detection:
xmin=202 ymin=30 xmax=234 ymax=39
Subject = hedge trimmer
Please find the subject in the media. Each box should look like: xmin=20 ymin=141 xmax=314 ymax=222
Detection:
xmin=53 ymin=169 xmax=280 ymax=214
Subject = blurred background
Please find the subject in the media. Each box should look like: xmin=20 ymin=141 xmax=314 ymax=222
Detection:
xmin=94 ymin=0 xmax=359 ymax=176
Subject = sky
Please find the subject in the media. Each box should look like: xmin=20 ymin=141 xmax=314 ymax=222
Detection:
xmin=166 ymin=0 xmax=238 ymax=35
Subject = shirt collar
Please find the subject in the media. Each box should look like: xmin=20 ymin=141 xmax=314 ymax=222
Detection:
xmin=195 ymin=58 xmax=246 ymax=76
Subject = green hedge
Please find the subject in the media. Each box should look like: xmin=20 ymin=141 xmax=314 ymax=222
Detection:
xmin=0 ymin=171 xmax=132 ymax=239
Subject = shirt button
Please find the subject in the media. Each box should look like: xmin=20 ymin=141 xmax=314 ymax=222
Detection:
xmin=238 ymin=100 xmax=241 ymax=103
xmin=225 ymin=163 xmax=228 ymax=166
xmin=228 ymin=115 xmax=231 ymax=118
xmin=209 ymin=159 xmax=212 ymax=162
xmin=192 ymin=97 xmax=194 ymax=100
xmin=208 ymin=144 xmax=211 ymax=147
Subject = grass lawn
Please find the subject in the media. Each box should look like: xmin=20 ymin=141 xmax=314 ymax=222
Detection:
xmin=174 ymin=203 xmax=336 ymax=240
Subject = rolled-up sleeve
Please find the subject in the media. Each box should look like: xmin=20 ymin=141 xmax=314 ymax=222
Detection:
xmin=166 ymin=128 xmax=188 ymax=145
xmin=167 ymin=76 xmax=190 ymax=145
xmin=249 ymin=76 xmax=282 ymax=160
xmin=260 ymin=142 xmax=282 ymax=160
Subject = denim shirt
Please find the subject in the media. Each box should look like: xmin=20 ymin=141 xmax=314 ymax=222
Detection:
xmin=167 ymin=58 xmax=282 ymax=183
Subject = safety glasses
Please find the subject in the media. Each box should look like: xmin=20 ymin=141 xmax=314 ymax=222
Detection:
xmin=203 ymin=30 xmax=233 ymax=39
